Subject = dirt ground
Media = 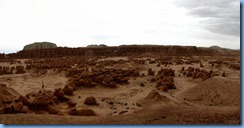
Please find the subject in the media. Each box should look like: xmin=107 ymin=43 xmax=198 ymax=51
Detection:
xmin=0 ymin=55 xmax=240 ymax=124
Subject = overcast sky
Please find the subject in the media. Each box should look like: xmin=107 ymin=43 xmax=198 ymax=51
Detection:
xmin=0 ymin=0 xmax=240 ymax=53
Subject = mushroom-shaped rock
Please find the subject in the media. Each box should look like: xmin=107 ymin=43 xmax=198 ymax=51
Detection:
xmin=84 ymin=96 xmax=98 ymax=105
xmin=54 ymin=88 xmax=64 ymax=98
xmin=62 ymin=86 xmax=73 ymax=96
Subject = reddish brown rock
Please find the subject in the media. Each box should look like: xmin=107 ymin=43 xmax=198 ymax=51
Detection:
xmin=2 ymin=96 xmax=13 ymax=104
xmin=0 ymin=83 xmax=7 ymax=87
xmin=161 ymin=85 xmax=168 ymax=92
xmin=13 ymin=102 xmax=24 ymax=112
xmin=186 ymin=71 xmax=193 ymax=77
xmin=222 ymin=71 xmax=226 ymax=77
xmin=47 ymin=106 xmax=60 ymax=114
xmin=148 ymin=68 xmax=155 ymax=76
xmin=200 ymin=62 xmax=204 ymax=67
xmin=103 ymin=77 xmax=112 ymax=84
xmin=181 ymin=67 xmax=185 ymax=71
xmin=62 ymin=86 xmax=73 ymax=96
xmin=32 ymin=93 xmax=49 ymax=108
xmin=162 ymin=77 xmax=174 ymax=83
xmin=3 ymin=105 xmax=13 ymax=114
xmin=20 ymin=105 xmax=29 ymax=113
xmin=84 ymin=96 xmax=98 ymax=105
xmin=16 ymin=95 xmax=31 ymax=106
xmin=150 ymin=78 xmax=156 ymax=83
xmin=108 ymin=82 xmax=117 ymax=88
xmin=162 ymin=82 xmax=176 ymax=89
xmin=68 ymin=100 xmax=77 ymax=108
xmin=54 ymin=88 xmax=69 ymax=101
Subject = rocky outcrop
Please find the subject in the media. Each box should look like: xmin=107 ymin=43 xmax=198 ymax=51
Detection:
xmin=23 ymin=42 xmax=57 ymax=51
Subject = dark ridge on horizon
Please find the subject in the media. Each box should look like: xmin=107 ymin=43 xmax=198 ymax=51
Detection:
xmin=0 ymin=43 xmax=240 ymax=55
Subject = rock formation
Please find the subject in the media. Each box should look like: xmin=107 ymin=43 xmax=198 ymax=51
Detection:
xmin=23 ymin=42 xmax=57 ymax=51
xmin=5 ymin=45 xmax=239 ymax=59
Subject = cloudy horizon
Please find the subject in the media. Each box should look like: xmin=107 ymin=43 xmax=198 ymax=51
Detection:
xmin=0 ymin=0 xmax=240 ymax=53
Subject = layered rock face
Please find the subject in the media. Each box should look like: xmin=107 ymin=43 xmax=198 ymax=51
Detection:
xmin=8 ymin=45 xmax=223 ymax=59
xmin=23 ymin=42 xmax=57 ymax=51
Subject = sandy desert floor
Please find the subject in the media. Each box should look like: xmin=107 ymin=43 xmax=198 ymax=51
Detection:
xmin=0 ymin=55 xmax=240 ymax=124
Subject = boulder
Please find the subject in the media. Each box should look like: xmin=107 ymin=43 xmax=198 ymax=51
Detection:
xmin=13 ymin=102 xmax=24 ymax=112
xmin=20 ymin=105 xmax=29 ymax=113
xmin=162 ymin=82 xmax=176 ymax=89
xmin=54 ymin=88 xmax=69 ymax=101
xmin=84 ymin=96 xmax=98 ymax=105
xmin=67 ymin=100 xmax=77 ymax=108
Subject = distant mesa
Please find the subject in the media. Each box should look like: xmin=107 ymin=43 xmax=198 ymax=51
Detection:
xmin=23 ymin=42 xmax=57 ymax=51
xmin=86 ymin=44 xmax=107 ymax=48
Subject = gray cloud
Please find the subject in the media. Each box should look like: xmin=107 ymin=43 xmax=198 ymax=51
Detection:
xmin=174 ymin=0 xmax=240 ymax=37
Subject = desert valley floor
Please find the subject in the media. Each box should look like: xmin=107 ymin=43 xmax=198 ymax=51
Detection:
xmin=0 ymin=54 xmax=240 ymax=124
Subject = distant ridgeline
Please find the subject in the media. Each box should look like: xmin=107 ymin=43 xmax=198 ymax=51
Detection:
xmin=23 ymin=42 xmax=57 ymax=51
xmin=3 ymin=44 xmax=239 ymax=59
